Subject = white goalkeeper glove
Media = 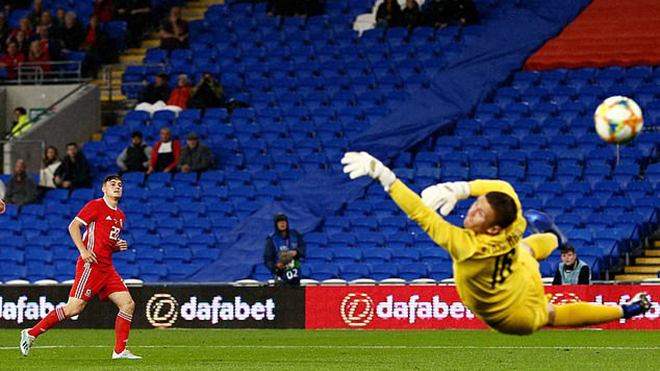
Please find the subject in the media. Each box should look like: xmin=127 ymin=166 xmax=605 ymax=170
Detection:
xmin=341 ymin=151 xmax=397 ymax=191
xmin=421 ymin=181 xmax=471 ymax=216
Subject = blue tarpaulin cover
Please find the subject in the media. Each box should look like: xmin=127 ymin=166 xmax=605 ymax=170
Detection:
xmin=189 ymin=0 xmax=592 ymax=281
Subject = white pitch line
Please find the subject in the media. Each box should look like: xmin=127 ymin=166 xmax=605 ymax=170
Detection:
xmin=1 ymin=345 xmax=660 ymax=351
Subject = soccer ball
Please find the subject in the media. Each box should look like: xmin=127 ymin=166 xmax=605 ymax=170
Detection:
xmin=594 ymin=96 xmax=644 ymax=144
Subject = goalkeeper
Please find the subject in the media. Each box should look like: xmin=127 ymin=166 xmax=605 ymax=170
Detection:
xmin=341 ymin=152 xmax=651 ymax=335
xmin=264 ymin=213 xmax=306 ymax=286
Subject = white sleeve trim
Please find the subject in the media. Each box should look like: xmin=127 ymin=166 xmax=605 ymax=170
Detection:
xmin=75 ymin=216 xmax=88 ymax=226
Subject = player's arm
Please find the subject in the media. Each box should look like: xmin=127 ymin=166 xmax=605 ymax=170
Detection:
xmin=388 ymin=180 xmax=476 ymax=261
xmin=68 ymin=218 xmax=98 ymax=264
xmin=341 ymin=152 xmax=476 ymax=261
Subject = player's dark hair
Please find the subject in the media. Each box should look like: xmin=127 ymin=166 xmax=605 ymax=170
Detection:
xmin=103 ymin=174 xmax=123 ymax=184
xmin=15 ymin=107 xmax=27 ymax=115
xmin=485 ymin=191 xmax=517 ymax=230
xmin=560 ymin=245 xmax=575 ymax=254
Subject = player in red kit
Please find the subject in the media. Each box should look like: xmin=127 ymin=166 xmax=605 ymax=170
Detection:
xmin=20 ymin=175 xmax=141 ymax=359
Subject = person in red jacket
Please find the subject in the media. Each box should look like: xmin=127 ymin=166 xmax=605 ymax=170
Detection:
xmin=0 ymin=41 xmax=25 ymax=78
xmin=166 ymin=74 xmax=191 ymax=109
xmin=147 ymin=126 xmax=180 ymax=174
xmin=27 ymin=39 xmax=50 ymax=72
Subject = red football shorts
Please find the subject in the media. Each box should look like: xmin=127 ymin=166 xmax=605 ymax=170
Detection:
xmin=69 ymin=264 xmax=128 ymax=302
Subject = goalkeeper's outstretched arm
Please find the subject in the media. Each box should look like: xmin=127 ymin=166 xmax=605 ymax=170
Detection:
xmin=341 ymin=152 xmax=476 ymax=261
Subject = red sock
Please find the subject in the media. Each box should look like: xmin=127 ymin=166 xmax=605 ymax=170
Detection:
xmin=28 ymin=306 xmax=67 ymax=337
xmin=114 ymin=311 xmax=132 ymax=354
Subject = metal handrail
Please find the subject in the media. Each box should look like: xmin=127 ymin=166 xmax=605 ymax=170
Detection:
xmin=9 ymin=60 xmax=84 ymax=85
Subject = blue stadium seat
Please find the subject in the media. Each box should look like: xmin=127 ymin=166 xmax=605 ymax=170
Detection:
xmin=309 ymin=263 xmax=340 ymax=281
xmin=428 ymin=262 xmax=453 ymax=280
xmin=398 ymin=263 xmax=428 ymax=281
xmin=340 ymin=263 xmax=370 ymax=281
xmin=391 ymin=249 xmax=420 ymax=264
xmin=369 ymin=263 xmax=398 ymax=281
xmin=332 ymin=248 xmax=362 ymax=264
xmin=419 ymin=248 xmax=450 ymax=263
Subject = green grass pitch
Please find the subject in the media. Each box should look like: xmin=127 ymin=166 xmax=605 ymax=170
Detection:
xmin=1 ymin=329 xmax=659 ymax=370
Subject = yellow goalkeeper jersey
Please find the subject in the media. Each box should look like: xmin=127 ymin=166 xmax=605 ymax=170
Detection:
xmin=388 ymin=179 xmax=532 ymax=327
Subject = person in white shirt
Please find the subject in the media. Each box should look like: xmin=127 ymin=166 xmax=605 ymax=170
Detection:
xmin=39 ymin=145 xmax=62 ymax=189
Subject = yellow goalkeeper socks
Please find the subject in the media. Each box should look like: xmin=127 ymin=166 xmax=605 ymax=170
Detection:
xmin=552 ymin=303 xmax=622 ymax=327
xmin=521 ymin=233 xmax=557 ymax=260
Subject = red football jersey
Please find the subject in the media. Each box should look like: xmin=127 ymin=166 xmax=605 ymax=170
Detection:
xmin=74 ymin=198 xmax=125 ymax=269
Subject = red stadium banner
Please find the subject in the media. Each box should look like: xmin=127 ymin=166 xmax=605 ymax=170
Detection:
xmin=305 ymin=285 xmax=660 ymax=330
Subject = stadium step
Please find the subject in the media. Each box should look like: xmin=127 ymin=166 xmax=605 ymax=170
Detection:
xmin=624 ymin=266 xmax=660 ymax=274
xmin=119 ymin=55 xmax=145 ymax=64
xmin=141 ymin=39 xmax=160 ymax=49
xmin=101 ymin=94 xmax=128 ymax=102
xmin=644 ymin=249 xmax=660 ymax=257
xmin=189 ymin=0 xmax=223 ymax=7
xmin=125 ymin=48 xmax=147 ymax=56
xmin=636 ymin=257 xmax=660 ymax=265
xmin=615 ymin=274 xmax=657 ymax=281
xmin=183 ymin=9 xmax=205 ymax=18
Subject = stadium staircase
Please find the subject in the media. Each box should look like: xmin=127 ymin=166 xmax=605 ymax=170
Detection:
xmin=96 ymin=0 xmax=224 ymax=104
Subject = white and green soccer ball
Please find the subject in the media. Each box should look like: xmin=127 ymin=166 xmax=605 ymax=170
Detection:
xmin=594 ymin=96 xmax=644 ymax=144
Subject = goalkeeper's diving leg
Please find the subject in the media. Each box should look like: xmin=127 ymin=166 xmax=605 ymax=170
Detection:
xmin=522 ymin=211 xmax=653 ymax=326
xmin=547 ymin=293 xmax=651 ymax=327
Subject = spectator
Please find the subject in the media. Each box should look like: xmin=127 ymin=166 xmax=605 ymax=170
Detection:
xmin=8 ymin=29 xmax=30 ymax=56
xmin=552 ymin=245 xmax=591 ymax=285
xmin=54 ymin=142 xmax=92 ymax=189
xmin=80 ymin=14 xmax=114 ymax=76
xmin=38 ymin=10 xmax=56 ymax=37
xmin=113 ymin=0 xmax=151 ymax=48
xmin=116 ymin=131 xmax=152 ymax=174
xmin=54 ymin=7 xmax=66 ymax=29
xmin=140 ymin=71 xmax=171 ymax=104
xmin=264 ymin=213 xmax=305 ymax=286
xmin=178 ymin=132 xmax=214 ymax=174
xmin=93 ymin=0 xmax=114 ymax=23
xmin=401 ymin=0 xmax=422 ymax=28
xmin=27 ymin=39 xmax=50 ymax=72
xmin=188 ymin=72 xmax=224 ymax=110
xmin=36 ymin=25 xmax=61 ymax=61
xmin=423 ymin=0 xmax=452 ymax=27
xmin=10 ymin=17 xmax=33 ymax=41
xmin=0 ymin=41 xmax=25 ymax=79
xmin=5 ymin=159 xmax=38 ymax=207
xmin=39 ymin=145 xmax=61 ymax=189
xmin=376 ymin=0 xmax=402 ymax=28
xmin=9 ymin=106 xmax=30 ymax=136
xmin=147 ymin=127 xmax=180 ymax=174
xmin=0 ymin=13 xmax=11 ymax=54
xmin=27 ymin=0 xmax=44 ymax=27
xmin=159 ymin=6 xmax=188 ymax=53
xmin=454 ymin=0 xmax=479 ymax=25
xmin=166 ymin=74 xmax=191 ymax=109
xmin=59 ymin=11 xmax=85 ymax=52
